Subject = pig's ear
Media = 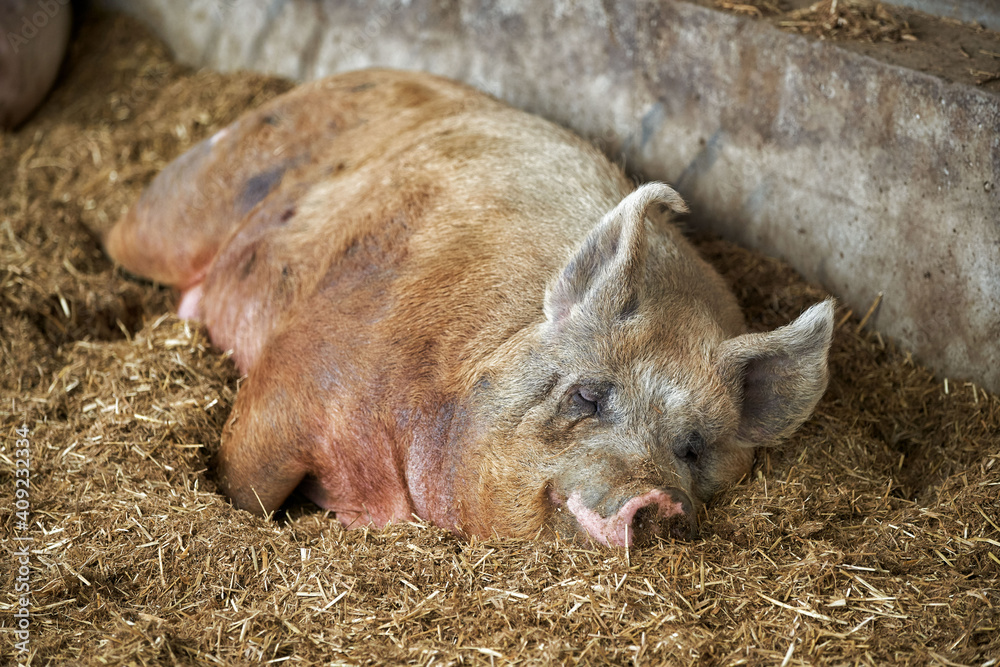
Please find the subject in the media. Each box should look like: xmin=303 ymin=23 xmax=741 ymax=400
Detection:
xmin=716 ymin=299 xmax=836 ymax=446
xmin=544 ymin=183 xmax=687 ymax=326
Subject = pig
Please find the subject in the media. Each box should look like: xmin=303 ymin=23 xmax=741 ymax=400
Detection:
xmin=106 ymin=69 xmax=834 ymax=546
xmin=0 ymin=0 xmax=71 ymax=129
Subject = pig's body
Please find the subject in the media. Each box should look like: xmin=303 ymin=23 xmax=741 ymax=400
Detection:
xmin=107 ymin=70 xmax=834 ymax=545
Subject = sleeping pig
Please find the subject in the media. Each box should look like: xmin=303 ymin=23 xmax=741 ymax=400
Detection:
xmin=106 ymin=69 xmax=834 ymax=546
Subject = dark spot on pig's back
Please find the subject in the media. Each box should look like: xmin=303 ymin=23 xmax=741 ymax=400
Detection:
xmin=240 ymin=249 xmax=258 ymax=280
xmin=395 ymin=81 xmax=436 ymax=108
xmin=238 ymin=165 xmax=286 ymax=216
xmin=340 ymin=212 xmax=410 ymax=268
xmin=431 ymin=131 xmax=511 ymax=163
xmin=318 ymin=194 xmax=431 ymax=293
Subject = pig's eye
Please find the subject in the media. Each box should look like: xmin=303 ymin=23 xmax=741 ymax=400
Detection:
xmin=674 ymin=431 xmax=705 ymax=466
xmin=568 ymin=385 xmax=607 ymax=419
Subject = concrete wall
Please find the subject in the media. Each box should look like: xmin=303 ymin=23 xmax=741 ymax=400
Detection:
xmin=95 ymin=0 xmax=1000 ymax=393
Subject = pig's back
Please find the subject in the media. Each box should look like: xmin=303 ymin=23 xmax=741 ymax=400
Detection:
xmin=107 ymin=69 xmax=633 ymax=372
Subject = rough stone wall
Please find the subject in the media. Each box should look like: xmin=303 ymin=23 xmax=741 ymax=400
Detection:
xmin=95 ymin=0 xmax=1000 ymax=392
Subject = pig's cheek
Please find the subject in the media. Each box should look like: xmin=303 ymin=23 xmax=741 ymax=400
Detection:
xmin=717 ymin=444 xmax=756 ymax=484
xmin=680 ymin=461 xmax=715 ymax=505
xmin=688 ymin=444 xmax=754 ymax=503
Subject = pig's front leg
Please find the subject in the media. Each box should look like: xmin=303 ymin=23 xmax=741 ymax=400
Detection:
xmin=215 ymin=350 xmax=315 ymax=516
xmin=215 ymin=303 xmax=415 ymax=527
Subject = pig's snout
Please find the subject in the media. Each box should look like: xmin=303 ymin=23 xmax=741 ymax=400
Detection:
xmin=566 ymin=487 xmax=698 ymax=547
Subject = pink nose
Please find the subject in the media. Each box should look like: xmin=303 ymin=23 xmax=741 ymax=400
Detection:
xmin=567 ymin=487 xmax=698 ymax=547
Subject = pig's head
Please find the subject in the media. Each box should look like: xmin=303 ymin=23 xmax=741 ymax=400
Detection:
xmin=461 ymin=183 xmax=834 ymax=546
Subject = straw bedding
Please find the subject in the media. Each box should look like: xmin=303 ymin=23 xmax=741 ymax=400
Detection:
xmin=2 ymin=12 xmax=997 ymax=666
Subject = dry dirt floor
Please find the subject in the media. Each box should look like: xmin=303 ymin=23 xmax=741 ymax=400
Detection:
xmin=1 ymin=10 xmax=998 ymax=667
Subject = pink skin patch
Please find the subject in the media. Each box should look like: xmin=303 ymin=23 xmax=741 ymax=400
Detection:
xmin=177 ymin=283 xmax=204 ymax=320
xmin=566 ymin=489 xmax=687 ymax=547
